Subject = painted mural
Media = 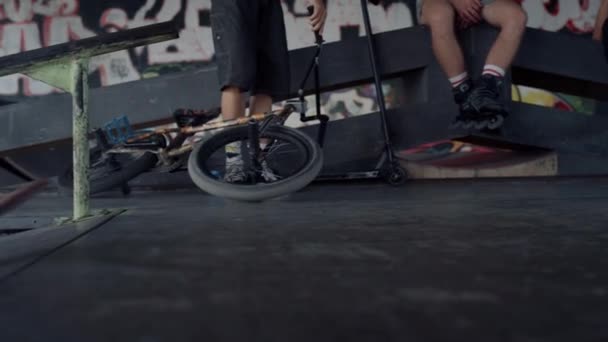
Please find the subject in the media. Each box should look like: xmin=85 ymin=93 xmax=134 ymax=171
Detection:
xmin=0 ymin=0 xmax=602 ymax=120
xmin=0 ymin=0 xmax=413 ymax=96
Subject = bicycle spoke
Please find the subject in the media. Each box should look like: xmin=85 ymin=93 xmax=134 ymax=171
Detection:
xmin=91 ymin=160 xmax=107 ymax=168
xmin=260 ymin=168 xmax=283 ymax=180
xmin=263 ymin=142 xmax=293 ymax=158
xmin=261 ymin=150 xmax=299 ymax=163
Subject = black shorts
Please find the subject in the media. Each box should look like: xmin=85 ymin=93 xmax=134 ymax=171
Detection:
xmin=210 ymin=0 xmax=290 ymax=98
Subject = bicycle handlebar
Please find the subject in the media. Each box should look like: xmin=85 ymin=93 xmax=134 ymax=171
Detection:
xmin=307 ymin=6 xmax=324 ymax=45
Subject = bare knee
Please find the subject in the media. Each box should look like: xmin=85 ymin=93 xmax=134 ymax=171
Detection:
xmin=500 ymin=5 xmax=527 ymax=36
xmin=422 ymin=3 xmax=455 ymax=35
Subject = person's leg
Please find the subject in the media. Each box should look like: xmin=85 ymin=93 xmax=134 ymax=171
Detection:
xmin=222 ymin=87 xmax=247 ymax=120
xmin=249 ymin=94 xmax=273 ymax=116
xmin=251 ymin=0 xmax=289 ymax=105
xmin=210 ymin=0 xmax=259 ymax=182
xmin=419 ymin=0 xmax=476 ymax=125
xmin=603 ymin=19 xmax=608 ymax=62
xmin=211 ymin=0 xmax=257 ymax=119
xmin=461 ymin=0 xmax=525 ymax=129
xmin=222 ymin=90 xmax=246 ymax=182
xmin=481 ymin=0 xmax=527 ymax=77
xmin=419 ymin=0 xmax=469 ymax=85
xmin=251 ymin=0 xmax=290 ymax=182
xmin=593 ymin=0 xmax=608 ymax=41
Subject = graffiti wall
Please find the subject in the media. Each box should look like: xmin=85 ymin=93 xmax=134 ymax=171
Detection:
xmin=0 ymin=0 xmax=414 ymax=97
xmin=513 ymin=0 xmax=602 ymax=114
xmin=0 ymin=0 xmax=600 ymax=96
xmin=0 ymin=0 xmax=602 ymax=115
xmin=519 ymin=0 xmax=601 ymax=33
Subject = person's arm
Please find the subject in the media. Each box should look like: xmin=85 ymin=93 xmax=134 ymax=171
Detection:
xmin=308 ymin=0 xmax=327 ymax=33
xmin=593 ymin=0 xmax=608 ymax=41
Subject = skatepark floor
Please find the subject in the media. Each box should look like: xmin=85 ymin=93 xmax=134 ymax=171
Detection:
xmin=1 ymin=177 xmax=607 ymax=341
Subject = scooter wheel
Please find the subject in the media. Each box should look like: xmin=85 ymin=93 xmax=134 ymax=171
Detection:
xmin=386 ymin=164 xmax=408 ymax=186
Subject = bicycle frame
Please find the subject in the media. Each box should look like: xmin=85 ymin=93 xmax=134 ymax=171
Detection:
xmin=104 ymin=105 xmax=298 ymax=161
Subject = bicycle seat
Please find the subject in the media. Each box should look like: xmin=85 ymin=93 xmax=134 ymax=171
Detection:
xmin=173 ymin=108 xmax=221 ymax=128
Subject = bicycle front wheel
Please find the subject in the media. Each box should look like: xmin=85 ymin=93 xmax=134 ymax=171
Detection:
xmin=187 ymin=125 xmax=323 ymax=202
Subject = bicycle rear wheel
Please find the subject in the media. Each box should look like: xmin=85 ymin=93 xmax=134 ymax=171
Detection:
xmin=188 ymin=125 xmax=323 ymax=202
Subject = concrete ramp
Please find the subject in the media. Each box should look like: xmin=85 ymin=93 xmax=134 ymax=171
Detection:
xmin=0 ymin=210 xmax=122 ymax=280
xmin=398 ymin=135 xmax=558 ymax=179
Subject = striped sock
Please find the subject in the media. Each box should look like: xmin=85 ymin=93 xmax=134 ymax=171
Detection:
xmin=482 ymin=64 xmax=506 ymax=78
xmin=449 ymin=72 xmax=470 ymax=88
xmin=225 ymin=141 xmax=242 ymax=164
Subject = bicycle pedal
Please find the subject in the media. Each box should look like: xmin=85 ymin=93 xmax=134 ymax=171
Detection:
xmin=103 ymin=115 xmax=135 ymax=145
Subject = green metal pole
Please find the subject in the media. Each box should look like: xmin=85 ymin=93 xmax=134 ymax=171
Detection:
xmin=71 ymin=58 xmax=90 ymax=220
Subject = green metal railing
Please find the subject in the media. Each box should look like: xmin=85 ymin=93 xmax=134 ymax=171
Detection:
xmin=0 ymin=21 xmax=179 ymax=220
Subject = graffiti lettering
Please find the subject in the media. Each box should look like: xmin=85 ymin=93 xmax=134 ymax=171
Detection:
xmin=520 ymin=0 xmax=601 ymax=33
xmin=0 ymin=0 xmax=602 ymax=97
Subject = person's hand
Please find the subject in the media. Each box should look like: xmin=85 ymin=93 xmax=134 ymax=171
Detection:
xmin=308 ymin=0 xmax=327 ymax=33
xmin=456 ymin=15 xmax=474 ymax=30
xmin=450 ymin=0 xmax=483 ymax=26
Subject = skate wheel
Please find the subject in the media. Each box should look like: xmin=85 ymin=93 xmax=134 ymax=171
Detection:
xmin=473 ymin=119 xmax=488 ymax=130
xmin=449 ymin=119 xmax=462 ymax=130
xmin=487 ymin=115 xmax=504 ymax=130
xmin=461 ymin=120 xmax=475 ymax=129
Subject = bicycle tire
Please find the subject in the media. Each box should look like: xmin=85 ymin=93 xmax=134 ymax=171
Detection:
xmin=58 ymin=151 xmax=158 ymax=195
xmin=188 ymin=125 xmax=323 ymax=202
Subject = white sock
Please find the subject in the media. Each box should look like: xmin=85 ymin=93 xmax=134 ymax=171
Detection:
xmin=225 ymin=141 xmax=242 ymax=163
xmin=482 ymin=64 xmax=506 ymax=78
xmin=449 ymin=72 xmax=469 ymax=88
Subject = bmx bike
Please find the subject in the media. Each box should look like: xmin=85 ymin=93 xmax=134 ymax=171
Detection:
xmin=58 ymin=7 xmax=407 ymax=202
xmin=58 ymin=102 xmax=326 ymax=202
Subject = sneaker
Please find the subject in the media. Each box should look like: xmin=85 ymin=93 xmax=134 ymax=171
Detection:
xmin=224 ymin=160 xmax=247 ymax=183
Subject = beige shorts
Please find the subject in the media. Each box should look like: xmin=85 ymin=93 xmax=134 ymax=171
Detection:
xmin=416 ymin=0 xmax=496 ymax=22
